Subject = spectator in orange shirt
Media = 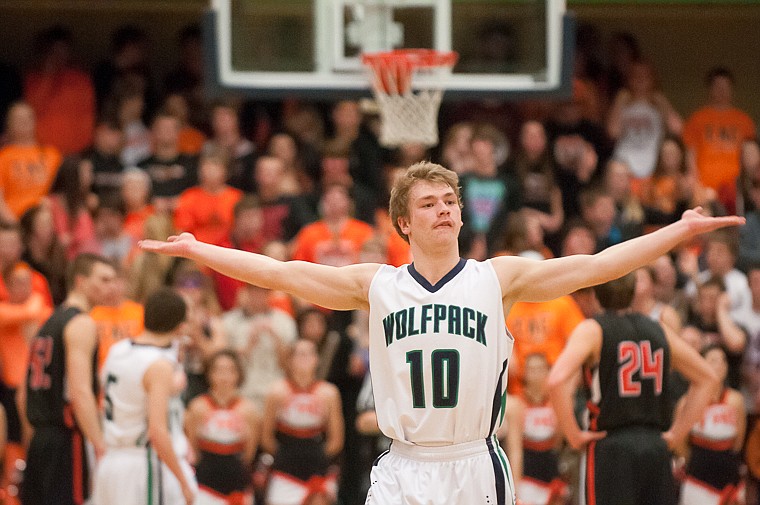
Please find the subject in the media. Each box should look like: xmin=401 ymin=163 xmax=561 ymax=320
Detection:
xmin=291 ymin=184 xmax=375 ymax=267
xmin=90 ymin=268 xmax=144 ymax=370
xmin=683 ymin=67 xmax=756 ymax=212
xmin=24 ymin=26 xmax=95 ymax=155
xmin=0 ymin=261 xmax=51 ymax=505
xmin=174 ymin=151 xmax=243 ymax=246
xmin=0 ymin=222 xmax=53 ymax=307
xmin=506 ymin=295 xmax=585 ymax=395
xmin=0 ymin=262 xmax=51 ymax=388
xmin=0 ymin=102 xmax=61 ymax=222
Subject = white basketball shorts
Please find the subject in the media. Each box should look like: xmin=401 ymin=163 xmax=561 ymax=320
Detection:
xmin=92 ymin=446 xmax=198 ymax=505
xmin=365 ymin=435 xmax=515 ymax=505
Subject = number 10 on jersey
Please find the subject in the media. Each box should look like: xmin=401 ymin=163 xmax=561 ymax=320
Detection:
xmin=406 ymin=349 xmax=460 ymax=408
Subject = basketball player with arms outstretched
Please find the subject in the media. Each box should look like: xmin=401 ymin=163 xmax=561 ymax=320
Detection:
xmin=140 ymin=162 xmax=743 ymax=505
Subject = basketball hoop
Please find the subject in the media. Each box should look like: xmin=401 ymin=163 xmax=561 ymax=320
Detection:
xmin=362 ymin=49 xmax=458 ymax=148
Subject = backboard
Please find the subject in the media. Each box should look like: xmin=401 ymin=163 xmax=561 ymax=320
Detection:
xmin=205 ymin=0 xmax=574 ymax=100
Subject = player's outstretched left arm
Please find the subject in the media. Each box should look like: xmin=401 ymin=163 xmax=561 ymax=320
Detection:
xmin=496 ymin=208 xmax=744 ymax=303
xmin=139 ymin=233 xmax=379 ymax=311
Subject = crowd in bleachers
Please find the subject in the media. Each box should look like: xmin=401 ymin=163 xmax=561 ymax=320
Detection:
xmin=1 ymin=19 xmax=760 ymax=505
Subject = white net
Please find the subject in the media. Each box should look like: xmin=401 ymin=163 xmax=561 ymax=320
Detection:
xmin=363 ymin=50 xmax=456 ymax=148
xmin=374 ymin=90 xmax=444 ymax=147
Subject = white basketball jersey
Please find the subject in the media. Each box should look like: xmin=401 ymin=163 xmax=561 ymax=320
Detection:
xmin=368 ymin=258 xmax=513 ymax=445
xmin=101 ymin=339 xmax=186 ymax=455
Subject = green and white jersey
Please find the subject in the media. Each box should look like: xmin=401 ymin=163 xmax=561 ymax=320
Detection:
xmin=368 ymin=258 xmax=513 ymax=445
xmin=100 ymin=339 xmax=186 ymax=455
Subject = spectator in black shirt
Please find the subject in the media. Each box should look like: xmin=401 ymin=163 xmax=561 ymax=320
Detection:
xmin=137 ymin=112 xmax=197 ymax=212
xmin=81 ymin=119 xmax=124 ymax=201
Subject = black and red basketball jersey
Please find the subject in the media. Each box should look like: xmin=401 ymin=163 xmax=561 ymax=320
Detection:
xmin=26 ymin=306 xmax=98 ymax=428
xmin=583 ymin=312 xmax=671 ymax=432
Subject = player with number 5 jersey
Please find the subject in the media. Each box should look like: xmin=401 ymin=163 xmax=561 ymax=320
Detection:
xmin=93 ymin=288 xmax=197 ymax=505
xmin=139 ymin=162 xmax=744 ymax=505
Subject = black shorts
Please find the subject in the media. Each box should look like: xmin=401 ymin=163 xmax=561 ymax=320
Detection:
xmin=584 ymin=427 xmax=676 ymax=505
xmin=196 ymin=450 xmax=251 ymax=496
xmin=20 ymin=426 xmax=91 ymax=505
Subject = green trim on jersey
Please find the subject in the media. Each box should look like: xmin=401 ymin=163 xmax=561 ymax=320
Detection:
xmin=495 ymin=439 xmax=514 ymax=500
xmin=147 ymin=446 xmax=154 ymax=505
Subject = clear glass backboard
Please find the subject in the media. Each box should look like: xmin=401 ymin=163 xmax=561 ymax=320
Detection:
xmin=206 ymin=0 xmax=573 ymax=99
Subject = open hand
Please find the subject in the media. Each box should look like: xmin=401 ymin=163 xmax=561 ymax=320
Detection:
xmin=138 ymin=232 xmax=198 ymax=259
xmin=681 ymin=207 xmax=745 ymax=236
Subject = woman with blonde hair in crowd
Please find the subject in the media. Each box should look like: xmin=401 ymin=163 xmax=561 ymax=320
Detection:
xmin=127 ymin=213 xmax=175 ymax=302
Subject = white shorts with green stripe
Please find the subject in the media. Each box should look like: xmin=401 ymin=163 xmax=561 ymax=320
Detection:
xmin=365 ymin=436 xmax=515 ymax=505
xmin=92 ymin=446 xmax=198 ymax=505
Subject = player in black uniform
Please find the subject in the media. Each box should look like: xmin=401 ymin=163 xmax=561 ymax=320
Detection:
xmin=20 ymin=253 xmax=116 ymax=505
xmin=548 ymin=272 xmax=719 ymax=505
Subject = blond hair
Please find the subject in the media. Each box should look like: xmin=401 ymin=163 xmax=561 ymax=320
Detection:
xmin=389 ymin=162 xmax=462 ymax=243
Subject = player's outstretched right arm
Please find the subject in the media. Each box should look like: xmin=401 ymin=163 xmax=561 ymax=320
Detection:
xmin=139 ymin=233 xmax=379 ymax=311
